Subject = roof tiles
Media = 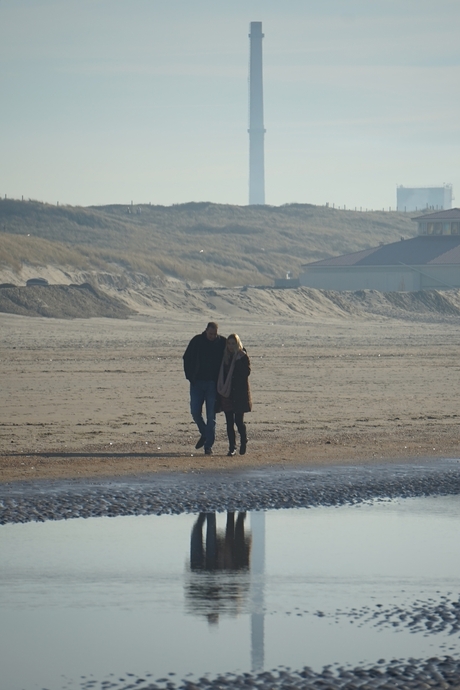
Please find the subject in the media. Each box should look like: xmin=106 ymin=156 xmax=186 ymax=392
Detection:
xmin=412 ymin=208 xmax=460 ymax=222
xmin=303 ymin=236 xmax=460 ymax=268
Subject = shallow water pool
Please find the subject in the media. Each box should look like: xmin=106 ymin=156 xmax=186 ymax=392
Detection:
xmin=1 ymin=496 xmax=460 ymax=689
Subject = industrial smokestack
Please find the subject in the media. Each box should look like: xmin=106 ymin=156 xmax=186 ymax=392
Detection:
xmin=248 ymin=21 xmax=265 ymax=205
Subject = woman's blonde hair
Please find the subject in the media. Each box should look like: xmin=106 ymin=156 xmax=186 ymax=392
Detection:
xmin=224 ymin=333 xmax=243 ymax=363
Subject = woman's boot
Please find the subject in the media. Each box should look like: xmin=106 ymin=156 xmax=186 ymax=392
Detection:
xmin=227 ymin=427 xmax=236 ymax=456
xmin=239 ymin=424 xmax=247 ymax=455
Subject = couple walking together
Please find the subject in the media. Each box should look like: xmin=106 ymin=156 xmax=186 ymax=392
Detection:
xmin=183 ymin=322 xmax=252 ymax=457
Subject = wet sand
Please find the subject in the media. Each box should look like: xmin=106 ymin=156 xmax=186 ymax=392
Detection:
xmin=1 ymin=311 xmax=459 ymax=483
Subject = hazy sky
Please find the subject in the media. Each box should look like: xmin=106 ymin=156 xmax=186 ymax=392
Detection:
xmin=1 ymin=0 xmax=459 ymax=209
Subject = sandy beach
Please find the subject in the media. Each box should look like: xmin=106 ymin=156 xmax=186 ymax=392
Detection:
xmin=1 ymin=304 xmax=459 ymax=483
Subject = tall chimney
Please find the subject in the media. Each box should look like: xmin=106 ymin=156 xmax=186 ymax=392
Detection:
xmin=248 ymin=21 xmax=265 ymax=205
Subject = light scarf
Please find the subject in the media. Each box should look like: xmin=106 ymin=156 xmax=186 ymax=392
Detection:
xmin=217 ymin=350 xmax=243 ymax=398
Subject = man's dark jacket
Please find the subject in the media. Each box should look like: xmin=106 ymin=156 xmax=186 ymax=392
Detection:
xmin=183 ymin=332 xmax=226 ymax=383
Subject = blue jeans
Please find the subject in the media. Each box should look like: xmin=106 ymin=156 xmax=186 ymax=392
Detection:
xmin=190 ymin=380 xmax=217 ymax=450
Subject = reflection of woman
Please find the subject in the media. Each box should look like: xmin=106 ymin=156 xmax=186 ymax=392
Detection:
xmin=217 ymin=334 xmax=252 ymax=456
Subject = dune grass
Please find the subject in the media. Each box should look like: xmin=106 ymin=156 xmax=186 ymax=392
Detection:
xmin=0 ymin=232 xmax=101 ymax=273
xmin=0 ymin=199 xmax=419 ymax=285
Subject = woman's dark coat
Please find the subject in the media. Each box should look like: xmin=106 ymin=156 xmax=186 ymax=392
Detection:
xmin=219 ymin=351 xmax=252 ymax=414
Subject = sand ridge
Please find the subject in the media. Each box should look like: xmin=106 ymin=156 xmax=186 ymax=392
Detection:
xmin=3 ymin=266 xmax=460 ymax=322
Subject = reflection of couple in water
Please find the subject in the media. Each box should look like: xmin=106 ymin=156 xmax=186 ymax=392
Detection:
xmin=186 ymin=512 xmax=252 ymax=625
xmin=190 ymin=512 xmax=251 ymax=571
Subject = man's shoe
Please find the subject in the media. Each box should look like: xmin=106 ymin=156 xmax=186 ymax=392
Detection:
xmin=204 ymin=447 xmax=213 ymax=456
xmin=227 ymin=447 xmax=237 ymax=457
xmin=239 ymin=440 xmax=247 ymax=455
xmin=195 ymin=436 xmax=206 ymax=449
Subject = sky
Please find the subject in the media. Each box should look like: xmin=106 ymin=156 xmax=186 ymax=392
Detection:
xmin=1 ymin=0 xmax=459 ymax=209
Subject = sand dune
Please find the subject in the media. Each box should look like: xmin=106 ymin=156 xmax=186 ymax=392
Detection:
xmin=0 ymin=283 xmax=134 ymax=319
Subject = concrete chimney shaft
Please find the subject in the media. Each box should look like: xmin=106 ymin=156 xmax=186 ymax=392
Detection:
xmin=248 ymin=21 xmax=265 ymax=205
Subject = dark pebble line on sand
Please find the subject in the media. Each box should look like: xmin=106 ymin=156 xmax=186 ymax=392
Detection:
xmin=74 ymin=656 xmax=460 ymax=690
xmin=315 ymin=595 xmax=460 ymax=638
xmin=1 ymin=458 xmax=460 ymax=526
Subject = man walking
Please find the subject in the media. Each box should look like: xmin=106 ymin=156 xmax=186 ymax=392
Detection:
xmin=183 ymin=322 xmax=226 ymax=455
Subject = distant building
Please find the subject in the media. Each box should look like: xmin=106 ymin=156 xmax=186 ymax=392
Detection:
xmin=396 ymin=185 xmax=452 ymax=212
xmin=299 ymin=208 xmax=460 ymax=292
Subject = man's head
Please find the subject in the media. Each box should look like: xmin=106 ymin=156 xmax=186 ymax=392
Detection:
xmin=205 ymin=322 xmax=219 ymax=341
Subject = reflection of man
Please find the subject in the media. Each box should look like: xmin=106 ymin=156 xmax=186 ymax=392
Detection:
xmin=190 ymin=513 xmax=218 ymax=570
xmin=183 ymin=322 xmax=226 ymax=455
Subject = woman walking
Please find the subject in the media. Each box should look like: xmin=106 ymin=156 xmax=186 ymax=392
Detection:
xmin=217 ymin=334 xmax=252 ymax=456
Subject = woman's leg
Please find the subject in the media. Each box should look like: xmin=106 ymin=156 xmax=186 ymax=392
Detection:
xmin=224 ymin=411 xmax=236 ymax=453
xmin=235 ymin=413 xmax=247 ymax=454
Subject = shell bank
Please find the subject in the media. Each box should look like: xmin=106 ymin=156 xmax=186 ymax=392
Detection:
xmin=299 ymin=209 xmax=460 ymax=292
